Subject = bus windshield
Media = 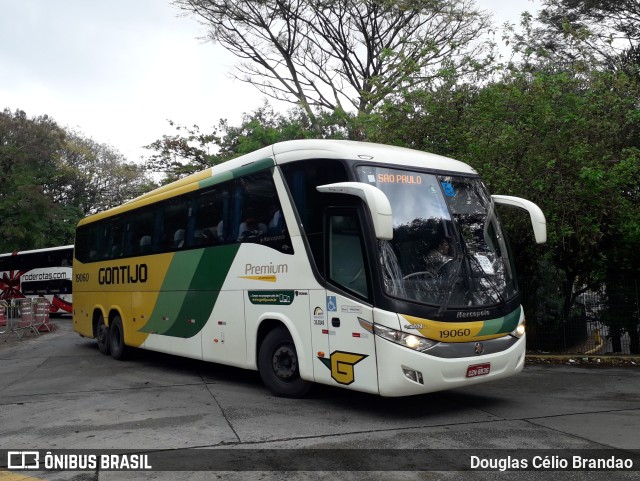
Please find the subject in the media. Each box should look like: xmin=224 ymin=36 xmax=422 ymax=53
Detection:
xmin=356 ymin=166 xmax=517 ymax=310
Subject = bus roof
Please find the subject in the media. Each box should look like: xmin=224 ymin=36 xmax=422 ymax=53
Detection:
xmin=270 ymin=140 xmax=476 ymax=174
xmin=79 ymin=140 xmax=477 ymax=226
xmin=0 ymin=244 xmax=74 ymax=259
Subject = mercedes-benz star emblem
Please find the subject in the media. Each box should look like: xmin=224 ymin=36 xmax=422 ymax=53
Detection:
xmin=474 ymin=342 xmax=485 ymax=355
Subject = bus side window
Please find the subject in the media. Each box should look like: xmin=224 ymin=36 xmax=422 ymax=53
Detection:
xmin=193 ymin=187 xmax=227 ymax=247
xmin=139 ymin=236 xmax=152 ymax=254
xmin=281 ymin=158 xmax=349 ymax=272
xmin=173 ymin=229 xmax=186 ymax=248
xmin=104 ymin=218 xmax=125 ymax=260
xmin=268 ymin=208 xmax=283 ymax=234
xmin=162 ymin=197 xmax=189 ymax=251
xmin=327 ymin=210 xmax=370 ymax=299
xmin=125 ymin=208 xmax=156 ymax=257
xmin=235 ymin=171 xmax=293 ymax=253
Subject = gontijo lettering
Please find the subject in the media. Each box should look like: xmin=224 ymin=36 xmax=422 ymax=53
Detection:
xmin=98 ymin=264 xmax=148 ymax=285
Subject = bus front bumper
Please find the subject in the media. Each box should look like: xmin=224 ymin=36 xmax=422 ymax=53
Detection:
xmin=376 ymin=334 xmax=526 ymax=397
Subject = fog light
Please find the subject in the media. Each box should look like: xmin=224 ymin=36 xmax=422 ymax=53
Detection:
xmin=402 ymin=367 xmax=424 ymax=384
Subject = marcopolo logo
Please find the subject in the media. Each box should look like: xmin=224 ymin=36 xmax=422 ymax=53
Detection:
xmin=456 ymin=310 xmax=490 ymax=319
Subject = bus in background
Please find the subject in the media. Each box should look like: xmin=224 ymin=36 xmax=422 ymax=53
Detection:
xmin=0 ymin=245 xmax=74 ymax=315
xmin=72 ymin=140 xmax=546 ymax=397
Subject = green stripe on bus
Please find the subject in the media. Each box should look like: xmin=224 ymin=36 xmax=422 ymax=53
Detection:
xmin=140 ymin=244 xmax=240 ymax=337
xmin=139 ymin=250 xmax=202 ymax=335
xmin=229 ymin=157 xmax=274 ymax=178
xmin=164 ymin=245 xmax=239 ymax=337
xmin=477 ymin=306 xmax=521 ymax=336
xmin=197 ymin=158 xmax=274 ymax=190
xmin=198 ymin=171 xmax=234 ymax=189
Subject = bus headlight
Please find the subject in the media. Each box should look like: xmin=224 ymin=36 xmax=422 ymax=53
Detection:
xmin=511 ymin=318 xmax=526 ymax=338
xmin=373 ymin=324 xmax=436 ymax=352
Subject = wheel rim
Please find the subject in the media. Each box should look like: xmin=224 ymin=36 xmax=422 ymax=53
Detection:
xmin=272 ymin=344 xmax=297 ymax=380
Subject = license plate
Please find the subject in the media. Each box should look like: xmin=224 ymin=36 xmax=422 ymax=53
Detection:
xmin=466 ymin=363 xmax=491 ymax=378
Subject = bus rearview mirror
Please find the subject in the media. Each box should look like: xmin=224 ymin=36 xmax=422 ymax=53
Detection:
xmin=492 ymin=195 xmax=547 ymax=244
xmin=317 ymin=182 xmax=393 ymax=240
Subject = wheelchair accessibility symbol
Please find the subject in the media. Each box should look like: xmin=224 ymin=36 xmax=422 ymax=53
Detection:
xmin=326 ymin=296 xmax=337 ymax=312
xmin=441 ymin=181 xmax=456 ymax=197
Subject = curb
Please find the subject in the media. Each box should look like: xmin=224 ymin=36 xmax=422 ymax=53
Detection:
xmin=526 ymin=353 xmax=640 ymax=367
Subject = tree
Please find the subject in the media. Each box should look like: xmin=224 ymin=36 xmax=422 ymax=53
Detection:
xmin=469 ymin=71 xmax=639 ymax=326
xmin=369 ymin=69 xmax=640 ymax=350
xmin=599 ymin=145 xmax=640 ymax=353
xmin=174 ymin=0 xmax=493 ymax=127
xmin=0 ymin=109 xmax=67 ymax=250
xmin=143 ymin=120 xmax=222 ymax=182
xmin=58 ymin=133 xmax=154 ymax=216
xmin=145 ymin=103 xmax=342 ymax=182
xmin=0 ymin=108 xmax=154 ymax=251
xmin=507 ymin=1 xmax=640 ymax=74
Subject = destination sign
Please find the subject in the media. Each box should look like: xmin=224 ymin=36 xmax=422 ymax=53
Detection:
xmin=377 ymin=173 xmax=423 ymax=185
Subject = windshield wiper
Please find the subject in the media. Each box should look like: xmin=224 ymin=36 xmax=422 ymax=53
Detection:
xmin=436 ymin=252 xmax=507 ymax=318
xmin=436 ymin=254 xmax=464 ymax=318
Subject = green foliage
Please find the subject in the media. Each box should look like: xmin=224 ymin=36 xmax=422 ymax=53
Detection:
xmin=0 ymin=109 xmax=154 ymax=252
xmin=144 ymin=103 xmax=352 ymax=183
xmin=0 ymin=109 xmax=66 ymax=250
xmin=218 ymin=105 xmax=320 ymax=157
xmin=367 ymin=68 xmax=640 ymax=348
xmin=464 ymin=70 xmax=640 ymax=287
xmin=503 ymin=0 xmax=640 ymax=77
xmin=143 ymin=121 xmax=220 ymax=182
xmin=59 ymin=132 xmax=155 ymax=216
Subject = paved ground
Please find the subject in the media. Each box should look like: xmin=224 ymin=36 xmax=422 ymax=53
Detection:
xmin=1 ymin=319 xmax=639 ymax=481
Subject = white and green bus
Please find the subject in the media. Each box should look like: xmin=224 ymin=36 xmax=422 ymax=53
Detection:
xmin=73 ymin=140 xmax=546 ymax=397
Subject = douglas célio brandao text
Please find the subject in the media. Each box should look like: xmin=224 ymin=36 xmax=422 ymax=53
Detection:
xmin=470 ymin=454 xmax=635 ymax=471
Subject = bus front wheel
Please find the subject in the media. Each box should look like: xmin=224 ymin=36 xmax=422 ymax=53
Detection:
xmin=96 ymin=314 xmax=110 ymax=355
xmin=109 ymin=316 xmax=128 ymax=361
xmin=258 ymin=327 xmax=311 ymax=398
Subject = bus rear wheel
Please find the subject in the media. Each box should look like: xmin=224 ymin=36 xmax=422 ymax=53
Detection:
xmin=109 ymin=316 xmax=128 ymax=361
xmin=96 ymin=314 xmax=110 ymax=355
xmin=258 ymin=326 xmax=311 ymax=398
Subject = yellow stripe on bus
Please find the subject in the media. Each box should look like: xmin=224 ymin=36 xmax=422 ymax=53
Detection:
xmin=400 ymin=314 xmax=507 ymax=342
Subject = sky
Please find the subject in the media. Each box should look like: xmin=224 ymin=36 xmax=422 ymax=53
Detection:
xmin=0 ymin=0 xmax=540 ymax=164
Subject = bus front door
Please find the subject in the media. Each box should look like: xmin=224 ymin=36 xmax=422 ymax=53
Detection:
xmin=320 ymin=209 xmax=379 ymax=394
xmin=323 ymin=293 xmax=378 ymax=394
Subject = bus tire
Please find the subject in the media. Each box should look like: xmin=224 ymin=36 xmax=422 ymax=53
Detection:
xmin=96 ymin=314 xmax=110 ymax=355
xmin=109 ymin=316 xmax=128 ymax=361
xmin=258 ymin=326 xmax=312 ymax=398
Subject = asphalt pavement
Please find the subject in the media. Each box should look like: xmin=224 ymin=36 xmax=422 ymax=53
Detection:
xmin=1 ymin=319 xmax=639 ymax=481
